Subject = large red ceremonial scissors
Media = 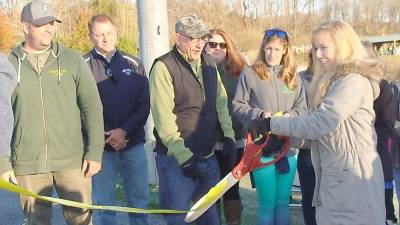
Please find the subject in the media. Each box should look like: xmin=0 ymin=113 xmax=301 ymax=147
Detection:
xmin=185 ymin=133 xmax=290 ymax=222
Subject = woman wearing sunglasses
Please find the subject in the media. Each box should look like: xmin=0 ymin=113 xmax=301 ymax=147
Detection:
xmin=249 ymin=21 xmax=385 ymax=225
xmin=204 ymin=28 xmax=247 ymax=225
xmin=232 ymin=28 xmax=307 ymax=225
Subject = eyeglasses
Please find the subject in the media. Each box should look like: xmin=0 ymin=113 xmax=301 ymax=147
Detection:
xmin=179 ymin=33 xmax=209 ymax=44
xmin=265 ymin=29 xmax=287 ymax=40
xmin=208 ymin=42 xmax=227 ymax=49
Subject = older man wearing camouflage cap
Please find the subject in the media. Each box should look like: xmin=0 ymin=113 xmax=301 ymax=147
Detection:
xmin=149 ymin=14 xmax=235 ymax=225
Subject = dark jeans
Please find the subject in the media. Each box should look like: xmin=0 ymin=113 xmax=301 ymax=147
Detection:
xmin=385 ymin=181 xmax=398 ymax=223
xmin=297 ymin=149 xmax=317 ymax=225
xmin=156 ymin=154 xmax=220 ymax=225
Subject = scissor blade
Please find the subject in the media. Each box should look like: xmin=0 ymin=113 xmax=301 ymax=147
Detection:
xmin=184 ymin=172 xmax=239 ymax=223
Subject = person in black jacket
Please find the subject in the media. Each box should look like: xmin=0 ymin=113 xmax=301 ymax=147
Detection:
xmin=391 ymin=79 xmax=400 ymax=223
xmin=297 ymin=51 xmax=317 ymax=225
xmin=374 ymin=79 xmax=398 ymax=225
xmin=84 ymin=14 xmax=150 ymax=225
xmin=363 ymin=40 xmax=398 ymax=225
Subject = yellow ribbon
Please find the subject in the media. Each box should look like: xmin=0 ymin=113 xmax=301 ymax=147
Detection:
xmin=0 ymin=179 xmax=187 ymax=214
xmin=0 ymin=114 xmax=289 ymax=215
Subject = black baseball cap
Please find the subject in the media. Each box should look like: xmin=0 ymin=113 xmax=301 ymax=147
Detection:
xmin=21 ymin=0 xmax=61 ymax=26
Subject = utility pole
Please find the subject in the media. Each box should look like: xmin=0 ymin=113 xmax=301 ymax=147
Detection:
xmin=136 ymin=0 xmax=170 ymax=184
xmin=137 ymin=0 xmax=169 ymax=142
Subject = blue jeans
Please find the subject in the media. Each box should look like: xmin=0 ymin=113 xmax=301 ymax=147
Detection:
xmin=93 ymin=143 xmax=150 ymax=225
xmin=156 ymin=154 xmax=220 ymax=225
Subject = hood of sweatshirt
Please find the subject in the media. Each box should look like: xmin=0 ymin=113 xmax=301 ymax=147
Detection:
xmin=10 ymin=42 xmax=64 ymax=84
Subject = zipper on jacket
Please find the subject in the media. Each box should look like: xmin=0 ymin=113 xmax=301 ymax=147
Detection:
xmin=272 ymin=67 xmax=280 ymax=111
xmin=38 ymin=73 xmax=49 ymax=171
xmin=19 ymin=55 xmax=51 ymax=171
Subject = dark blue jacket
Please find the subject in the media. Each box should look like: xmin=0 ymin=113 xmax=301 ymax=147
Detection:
xmin=374 ymin=79 xmax=396 ymax=181
xmin=84 ymin=49 xmax=150 ymax=150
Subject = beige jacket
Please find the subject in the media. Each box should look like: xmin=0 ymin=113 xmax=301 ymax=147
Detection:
xmin=270 ymin=64 xmax=385 ymax=225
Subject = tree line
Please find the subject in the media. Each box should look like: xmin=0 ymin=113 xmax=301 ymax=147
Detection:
xmin=0 ymin=0 xmax=399 ymax=55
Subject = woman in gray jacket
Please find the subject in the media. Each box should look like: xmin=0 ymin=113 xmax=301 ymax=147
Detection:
xmin=250 ymin=21 xmax=385 ymax=225
xmin=232 ymin=29 xmax=306 ymax=225
xmin=0 ymin=52 xmax=17 ymax=184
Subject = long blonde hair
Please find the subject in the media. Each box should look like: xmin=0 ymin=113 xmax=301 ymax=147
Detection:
xmin=252 ymin=30 xmax=298 ymax=90
xmin=309 ymin=21 xmax=382 ymax=107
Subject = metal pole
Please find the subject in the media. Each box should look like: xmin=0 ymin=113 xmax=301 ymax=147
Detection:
xmin=137 ymin=0 xmax=170 ymax=184
xmin=137 ymin=0 xmax=170 ymax=142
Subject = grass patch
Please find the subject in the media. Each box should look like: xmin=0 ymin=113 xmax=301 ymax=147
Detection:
xmin=115 ymin=177 xmax=159 ymax=209
xmin=148 ymin=184 xmax=160 ymax=209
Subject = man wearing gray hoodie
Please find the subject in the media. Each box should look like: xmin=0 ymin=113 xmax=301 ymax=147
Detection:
xmin=0 ymin=52 xmax=17 ymax=184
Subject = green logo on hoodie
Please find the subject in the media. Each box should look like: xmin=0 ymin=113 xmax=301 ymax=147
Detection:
xmin=49 ymin=69 xmax=67 ymax=77
xmin=281 ymin=84 xmax=293 ymax=93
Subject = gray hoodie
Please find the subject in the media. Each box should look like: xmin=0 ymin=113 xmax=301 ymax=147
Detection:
xmin=232 ymin=65 xmax=307 ymax=155
xmin=0 ymin=53 xmax=17 ymax=174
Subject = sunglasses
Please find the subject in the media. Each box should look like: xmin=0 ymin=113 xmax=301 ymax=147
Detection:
xmin=208 ymin=41 xmax=227 ymax=49
xmin=265 ymin=29 xmax=287 ymax=40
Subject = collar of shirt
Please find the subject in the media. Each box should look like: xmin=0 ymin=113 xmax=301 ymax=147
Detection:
xmin=94 ymin=48 xmax=116 ymax=63
xmin=23 ymin=45 xmax=51 ymax=55
xmin=268 ymin=64 xmax=283 ymax=76
xmin=23 ymin=46 xmax=51 ymax=74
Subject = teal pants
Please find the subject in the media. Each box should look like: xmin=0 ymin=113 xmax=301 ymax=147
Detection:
xmin=253 ymin=155 xmax=297 ymax=225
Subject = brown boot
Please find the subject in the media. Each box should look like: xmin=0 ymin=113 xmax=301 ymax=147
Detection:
xmin=223 ymin=200 xmax=242 ymax=225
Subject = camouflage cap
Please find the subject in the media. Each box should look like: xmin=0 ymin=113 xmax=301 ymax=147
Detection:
xmin=175 ymin=14 xmax=210 ymax=39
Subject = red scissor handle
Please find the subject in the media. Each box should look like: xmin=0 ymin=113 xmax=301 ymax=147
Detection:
xmin=231 ymin=133 xmax=290 ymax=179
